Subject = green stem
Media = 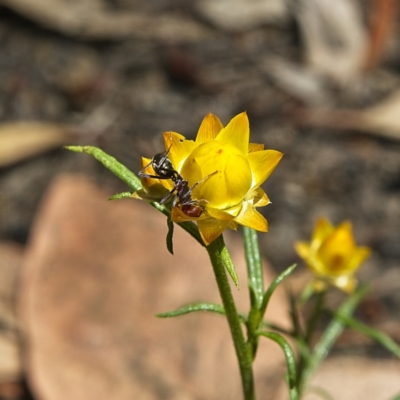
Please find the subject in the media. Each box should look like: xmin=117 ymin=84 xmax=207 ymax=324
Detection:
xmin=207 ymin=235 xmax=255 ymax=400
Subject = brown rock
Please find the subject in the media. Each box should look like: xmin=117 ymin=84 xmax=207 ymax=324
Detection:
xmin=19 ymin=174 xmax=290 ymax=400
xmin=304 ymin=357 xmax=400 ymax=400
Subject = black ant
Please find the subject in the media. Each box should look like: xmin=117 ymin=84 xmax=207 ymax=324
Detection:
xmin=139 ymin=143 xmax=217 ymax=218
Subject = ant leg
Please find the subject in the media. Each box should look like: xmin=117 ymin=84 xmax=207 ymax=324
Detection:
xmin=138 ymin=159 xmax=154 ymax=177
xmin=138 ymin=172 xmax=170 ymax=180
xmin=175 ymin=171 xmax=217 ymax=207
xmin=160 ymin=187 xmax=177 ymax=204
xmin=185 ymin=171 xmax=218 ymax=197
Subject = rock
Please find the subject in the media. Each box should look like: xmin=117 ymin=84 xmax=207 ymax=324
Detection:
xmin=19 ymin=174 xmax=290 ymax=400
xmin=304 ymin=357 xmax=400 ymax=400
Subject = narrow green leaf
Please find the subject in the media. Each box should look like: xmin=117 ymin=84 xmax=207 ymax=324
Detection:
xmin=333 ymin=312 xmax=400 ymax=358
xmin=166 ymin=216 xmax=174 ymax=255
xmin=65 ymin=145 xmax=142 ymax=191
xmin=260 ymin=320 xmax=293 ymax=336
xmin=66 ymin=145 xmax=205 ymax=246
xmin=258 ymin=331 xmax=299 ymax=400
xmin=305 ymin=291 xmax=325 ymax=344
xmin=217 ymin=237 xmax=239 ymax=288
xmin=247 ymin=286 xmax=262 ymax=358
xmin=249 ymin=285 xmax=258 ymax=310
xmin=260 ymin=264 xmax=297 ymax=317
xmin=156 ymin=302 xmax=225 ymax=318
xmin=109 ymin=191 xmax=132 ymax=200
xmin=298 ymin=285 xmax=369 ymax=395
xmin=306 ymin=386 xmax=335 ymax=400
xmin=288 ymin=288 xmax=304 ymax=339
xmin=243 ymin=227 xmax=263 ymax=307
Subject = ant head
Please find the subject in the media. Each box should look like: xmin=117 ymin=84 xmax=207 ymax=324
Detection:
xmin=152 ymin=151 xmax=176 ymax=178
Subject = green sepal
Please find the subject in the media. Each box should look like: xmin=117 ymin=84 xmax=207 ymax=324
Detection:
xmin=258 ymin=330 xmax=298 ymax=400
xmin=109 ymin=192 xmax=132 ymax=200
xmin=166 ymin=216 xmax=174 ymax=255
xmin=156 ymin=302 xmax=226 ymax=318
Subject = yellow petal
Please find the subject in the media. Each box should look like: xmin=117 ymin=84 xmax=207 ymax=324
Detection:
xmin=247 ymin=149 xmax=283 ymax=189
xmin=181 ymin=141 xmax=252 ymax=209
xmin=346 ymin=246 xmax=371 ymax=273
xmin=319 ymin=222 xmax=356 ymax=273
xmin=197 ymin=218 xmax=230 ymax=245
xmin=131 ymin=190 xmax=145 ymax=201
xmin=195 ymin=113 xmax=223 ymax=144
xmin=248 ymin=143 xmax=264 ymax=152
xmin=312 ymin=217 xmax=334 ymax=244
xmin=216 ymin=112 xmax=249 ymax=154
xmin=171 ymin=206 xmax=193 ymax=222
xmin=163 ymin=131 xmax=196 ymax=172
xmin=171 ymin=206 xmax=208 ymax=222
xmin=227 ymin=220 xmax=238 ymax=230
xmin=234 ymin=202 xmax=268 ymax=232
xmin=252 ymin=187 xmax=270 ymax=207
xmin=294 ymin=241 xmax=311 ymax=259
xmin=139 ymin=157 xmax=173 ymax=191
xmin=206 ymin=206 xmax=236 ymax=220
xmin=222 ymin=203 xmax=243 ymax=217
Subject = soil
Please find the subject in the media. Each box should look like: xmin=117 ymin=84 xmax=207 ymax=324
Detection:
xmin=0 ymin=3 xmax=399 ymax=396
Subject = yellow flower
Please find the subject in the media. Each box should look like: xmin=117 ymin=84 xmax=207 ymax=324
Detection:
xmin=295 ymin=217 xmax=371 ymax=293
xmin=135 ymin=112 xmax=283 ymax=245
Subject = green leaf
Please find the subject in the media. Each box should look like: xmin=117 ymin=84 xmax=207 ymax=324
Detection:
xmin=333 ymin=312 xmax=400 ymax=358
xmin=306 ymin=386 xmax=335 ymax=400
xmin=219 ymin=239 xmax=239 ymax=288
xmin=258 ymin=330 xmax=298 ymax=400
xmin=156 ymin=302 xmax=226 ymax=318
xmin=66 ymin=145 xmax=205 ymax=246
xmin=166 ymin=216 xmax=174 ymax=255
xmin=247 ymin=285 xmax=262 ymax=358
xmin=109 ymin=191 xmax=132 ymax=200
xmin=298 ymin=284 xmax=370 ymax=395
xmin=243 ymin=227 xmax=264 ymax=306
xmin=260 ymin=320 xmax=293 ymax=336
xmin=260 ymin=264 xmax=297 ymax=317
xmin=66 ymin=146 xmax=142 ymax=191
xmin=288 ymin=288 xmax=304 ymax=339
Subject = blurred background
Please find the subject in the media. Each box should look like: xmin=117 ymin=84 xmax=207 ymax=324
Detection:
xmin=0 ymin=0 xmax=400 ymax=399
